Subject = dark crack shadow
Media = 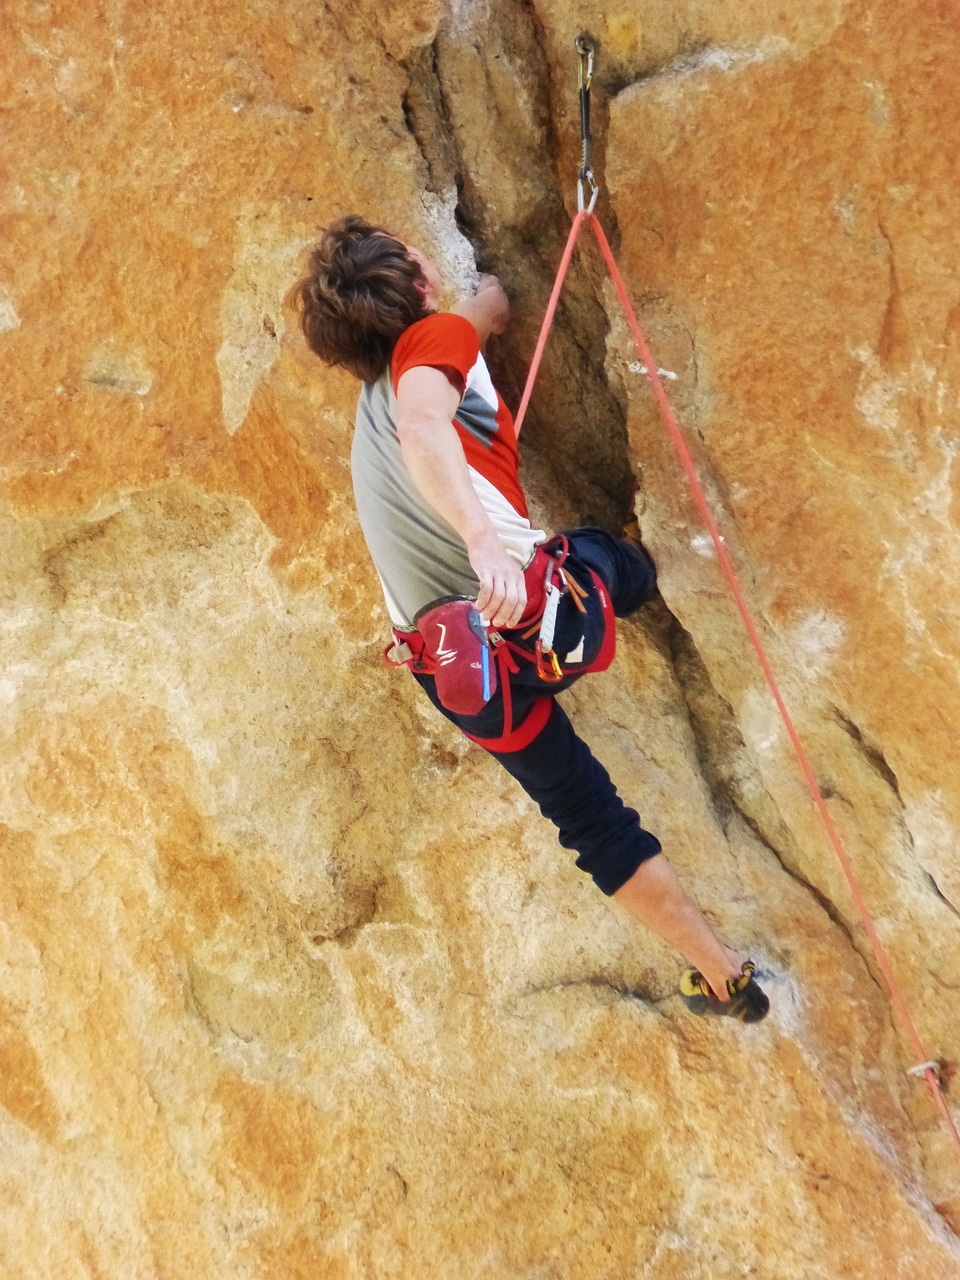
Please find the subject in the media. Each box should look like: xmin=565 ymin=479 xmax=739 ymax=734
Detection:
xmin=832 ymin=706 xmax=904 ymax=805
xmin=925 ymin=873 xmax=960 ymax=924
xmin=399 ymin=4 xmax=635 ymax=529
xmin=665 ymin=614 xmax=898 ymax=998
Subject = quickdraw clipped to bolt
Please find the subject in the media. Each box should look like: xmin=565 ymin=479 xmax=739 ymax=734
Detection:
xmin=907 ymin=1060 xmax=949 ymax=1083
xmin=575 ymin=35 xmax=599 ymax=213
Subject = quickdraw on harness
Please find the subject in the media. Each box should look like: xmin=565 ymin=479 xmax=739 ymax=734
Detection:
xmin=508 ymin=535 xmax=588 ymax=684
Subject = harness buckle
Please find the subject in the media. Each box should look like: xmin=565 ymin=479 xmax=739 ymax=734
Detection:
xmin=385 ymin=640 xmax=413 ymax=666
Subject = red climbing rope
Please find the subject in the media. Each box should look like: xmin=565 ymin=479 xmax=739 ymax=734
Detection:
xmin=515 ymin=204 xmax=960 ymax=1155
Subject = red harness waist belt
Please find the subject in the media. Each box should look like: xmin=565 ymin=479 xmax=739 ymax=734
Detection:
xmin=384 ymin=548 xmax=616 ymax=751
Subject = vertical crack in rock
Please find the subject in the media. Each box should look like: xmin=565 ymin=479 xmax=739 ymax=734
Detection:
xmin=669 ymin=627 xmax=951 ymax=1208
xmin=398 ymin=7 xmax=906 ymax=1010
xmin=401 ymin=1 xmax=635 ymax=527
xmin=665 ymin=615 xmax=790 ymax=844
xmin=877 ymin=218 xmax=912 ymax=371
xmin=832 ymin=707 xmax=905 ymax=806
xmin=402 ymin=42 xmax=463 ymax=215
xmin=665 ymin=615 xmax=894 ymax=995
xmin=667 ymin=621 xmax=957 ymax=1195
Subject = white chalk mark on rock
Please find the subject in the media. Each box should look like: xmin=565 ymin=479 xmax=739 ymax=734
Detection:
xmin=216 ymin=210 xmax=307 ymax=435
xmin=782 ymin=610 xmax=845 ymax=681
xmin=741 ymin=686 xmax=785 ymax=756
xmin=0 ymin=290 xmax=21 ymax=333
xmin=420 ymin=188 xmax=480 ymax=301
xmin=690 ymin=533 xmax=724 ymax=558
xmin=669 ymin=39 xmax=791 ymax=78
xmin=628 ymin=360 xmax=678 ymax=381
xmin=619 ymin=38 xmax=792 ymax=105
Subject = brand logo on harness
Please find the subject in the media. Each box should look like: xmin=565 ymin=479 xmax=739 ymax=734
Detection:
xmin=434 ymin=622 xmax=458 ymax=666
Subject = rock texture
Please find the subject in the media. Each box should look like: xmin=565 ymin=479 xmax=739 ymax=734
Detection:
xmin=3 ymin=1 xmax=960 ymax=1276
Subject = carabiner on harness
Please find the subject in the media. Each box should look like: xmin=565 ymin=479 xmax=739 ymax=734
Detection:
xmin=575 ymin=35 xmax=599 ymax=214
xmin=533 ymin=538 xmax=570 ymax=683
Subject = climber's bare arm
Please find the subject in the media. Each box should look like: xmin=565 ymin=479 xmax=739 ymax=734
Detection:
xmin=396 ymin=364 xmax=526 ymax=628
xmin=453 ymin=274 xmax=510 ymax=348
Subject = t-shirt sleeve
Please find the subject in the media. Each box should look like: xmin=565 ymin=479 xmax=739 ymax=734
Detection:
xmin=391 ymin=313 xmax=480 ymax=398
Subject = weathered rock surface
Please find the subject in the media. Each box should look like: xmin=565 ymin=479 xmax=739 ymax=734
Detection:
xmin=3 ymin=1 xmax=960 ymax=1276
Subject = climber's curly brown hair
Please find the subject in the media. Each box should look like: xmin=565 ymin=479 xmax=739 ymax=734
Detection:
xmin=294 ymin=215 xmax=430 ymax=383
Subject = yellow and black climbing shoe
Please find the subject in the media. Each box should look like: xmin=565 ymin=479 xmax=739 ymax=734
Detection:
xmin=680 ymin=961 xmax=770 ymax=1023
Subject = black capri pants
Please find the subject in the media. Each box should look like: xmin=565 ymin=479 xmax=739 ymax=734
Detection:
xmin=414 ymin=528 xmax=662 ymax=896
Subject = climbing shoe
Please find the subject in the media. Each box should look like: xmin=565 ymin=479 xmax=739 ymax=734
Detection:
xmin=680 ymin=961 xmax=770 ymax=1023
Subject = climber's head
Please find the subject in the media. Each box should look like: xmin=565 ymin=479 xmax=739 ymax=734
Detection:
xmin=295 ymin=215 xmax=440 ymax=382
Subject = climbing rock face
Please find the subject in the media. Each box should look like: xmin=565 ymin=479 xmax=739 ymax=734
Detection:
xmin=2 ymin=1 xmax=960 ymax=1277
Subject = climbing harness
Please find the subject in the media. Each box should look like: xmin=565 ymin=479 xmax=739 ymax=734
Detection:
xmin=385 ymin=534 xmax=615 ymax=744
xmin=511 ymin=33 xmax=960 ymax=1156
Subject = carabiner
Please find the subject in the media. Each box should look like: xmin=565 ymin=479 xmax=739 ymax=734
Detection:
xmin=575 ymin=36 xmax=594 ymax=89
xmin=577 ymin=171 xmax=600 ymax=214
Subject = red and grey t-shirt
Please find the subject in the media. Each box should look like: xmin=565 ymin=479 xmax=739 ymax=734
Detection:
xmin=351 ymin=313 xmax=545 ymax=628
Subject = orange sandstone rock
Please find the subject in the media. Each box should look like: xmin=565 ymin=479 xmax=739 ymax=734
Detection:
xmin=1 ymin=1 xmax=959 ymax=1277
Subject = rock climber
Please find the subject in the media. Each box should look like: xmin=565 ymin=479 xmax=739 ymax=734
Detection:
xmin=294 ymin=214 xmax=768 ymax=1021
